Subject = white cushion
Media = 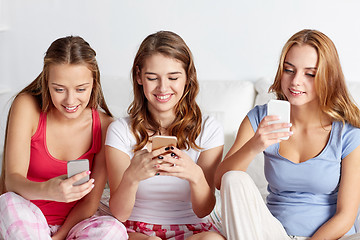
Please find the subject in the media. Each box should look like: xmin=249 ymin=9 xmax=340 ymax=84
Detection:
xmin=197 ymin=80 xmax=255 ymax=136
xmin=254 ymin=77 xmax=276 ymax=106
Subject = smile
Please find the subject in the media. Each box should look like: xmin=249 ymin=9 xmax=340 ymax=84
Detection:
xmin=64 ymin=105 xmax=79 ymax=112
xmin=155 ymin=94 xmax=172 ymax=102
xmin=289 ymin=88 xmax=305 ymax=95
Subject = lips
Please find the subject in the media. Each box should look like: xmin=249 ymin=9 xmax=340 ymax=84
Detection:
xmin=289 ymin=88 xmax=305 ymax=96
xmin=63 ymin=105 xmax=79 ymax=113
xmin=155 ymin=94 xmax=172 ymax=102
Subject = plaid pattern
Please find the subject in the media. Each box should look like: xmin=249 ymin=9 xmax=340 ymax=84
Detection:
xmin=124 ymin=220 xmax=219 ymax=240
xmin=0 ymin=192 xmax=128 ymax=240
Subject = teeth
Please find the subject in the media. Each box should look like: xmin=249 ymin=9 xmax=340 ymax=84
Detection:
xmin=290 ymin=89 xmax=303 ymax=94
xmin=157 ymin=95 xmax=170 ymax=100
xmin=65 ymin=106 xmax=77 ymax=110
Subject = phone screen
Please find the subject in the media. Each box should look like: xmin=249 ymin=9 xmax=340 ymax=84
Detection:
xmin=67 ymin=159 xmax=89 ymax=186
xmin=267 ymin=99 xmax=291 ymax=140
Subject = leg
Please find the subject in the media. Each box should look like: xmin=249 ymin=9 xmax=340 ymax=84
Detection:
xmin=0 ymin=192 xmax=51 ymax=240
xmin=220 ymin=171 xmax=290 ymax=240
xmin=128 ymin=232 xmax=161 ymax=240
xmin=186 ymin=231 xmax=226 ymax=240
xmin=66 ymin=215 xmax=128 ymax=240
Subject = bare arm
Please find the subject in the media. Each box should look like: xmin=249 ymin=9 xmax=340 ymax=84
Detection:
xmin=106 ymin=144 xmax=169 ymax=222
xmin=310 ymin=145 xmax=360 ymax=239
xmin=5 ymin=94 xmax=93 ymax=202
xmin=215 ymin=115 xmax=292 ymax=189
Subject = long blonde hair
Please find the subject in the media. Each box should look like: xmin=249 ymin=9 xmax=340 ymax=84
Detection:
xmin=270 ymin=29 xmax=360 ymax=127
xmin=0 ymin=36 xmax=112 ymax=194
xmin=129 ymin=31 xmax=202 ymax=151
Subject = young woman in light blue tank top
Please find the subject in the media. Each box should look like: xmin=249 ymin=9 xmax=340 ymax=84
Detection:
xmin=215 ymin=29 xmax=360 ymax=239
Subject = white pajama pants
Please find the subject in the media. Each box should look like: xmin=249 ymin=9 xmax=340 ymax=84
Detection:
xmin=220 ymin=171 xmax=360 ymax=240
xmin=0 ymin=192 xmax=128 ymax=240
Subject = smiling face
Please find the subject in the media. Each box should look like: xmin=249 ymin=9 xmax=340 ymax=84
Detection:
xmin=281 ymin=44 xmax=318 ymax=107
xmin=137 ymin=53 xmax=187 ymax=119
xmin=48 ymin=64 xmax=93 ymax=119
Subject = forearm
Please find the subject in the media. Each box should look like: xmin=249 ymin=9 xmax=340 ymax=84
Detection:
xmin=190 ymin=170 xmax=216 ymax=218
xmin=310 ymin=213 xmax=354 ymax=240
xmin=109 ymin=171 xmax=139 ymax=222
xmin=5 ymin=173 xmax=49 ymax=200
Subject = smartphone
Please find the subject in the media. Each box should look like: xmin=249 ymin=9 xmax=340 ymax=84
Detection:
xmin=152 ymin=136 xmax=177 ymax=151
xmin=267 ymin=99 xmax=291 ymax=140
xmin=67 ymin=159 xmax=89 ymax=186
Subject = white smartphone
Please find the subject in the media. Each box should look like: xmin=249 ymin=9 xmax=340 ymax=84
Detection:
xmin=152 ymin=136 xmax=177 ymax=151
xmin=267 ymin=99 xmax=291 ymax=140
xmin=67 ymin=159 xmax=89 ymax=186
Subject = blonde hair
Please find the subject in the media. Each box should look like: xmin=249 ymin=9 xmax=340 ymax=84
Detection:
xmin=0 ymin=36 xmax=112 ymax=193
xmin=270 ymin=29 xmax=360 ymax=127
xmin=129 ymin=31 xmax=202 ymax=151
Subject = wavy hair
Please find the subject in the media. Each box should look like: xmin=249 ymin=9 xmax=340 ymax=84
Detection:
xmin=129 ymin=31 xmax=202 ymax=151
xmin=0 ymin=36 xmax=112 ymax=193
xmin=269 ymin=29 xmax=360 ymax=127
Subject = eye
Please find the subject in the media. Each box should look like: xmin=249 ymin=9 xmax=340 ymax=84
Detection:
xmin=55 ymin=88 xmax=64 ymax=93
xmin=306 ymin=73 xmax=316 ymax=78
xmin=169 ymin=77 xmax=178 ymax=81
xmin=146 ymin=77 xmax=157 ymax=81
xmin=284 ymin=69 xmax=295 ymax=74
xmin=77 ymin=88 xmax=87 ymax=92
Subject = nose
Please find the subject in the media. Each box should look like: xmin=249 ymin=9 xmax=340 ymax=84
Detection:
xmin=291 ymin=72 xmax=303 ymax=86
xmin=65 ymin=90 xmax=76 ymax=105
xmin=158 ymin=78 xmax=168 ymax=92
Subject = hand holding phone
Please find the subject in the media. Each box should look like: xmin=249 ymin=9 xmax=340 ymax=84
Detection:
xmin=267 ymin=99 xmax=291 ymax=140
xmin=67 ymin=159 xmax=89 ymax=186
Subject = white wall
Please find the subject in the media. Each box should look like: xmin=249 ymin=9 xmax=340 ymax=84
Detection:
xmin=1 ymin=0 xmax=360 ymax=168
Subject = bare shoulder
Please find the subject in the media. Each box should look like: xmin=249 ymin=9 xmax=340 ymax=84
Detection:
xmin=8 ymin=93 xmax=41 ymax=135
xmin=98 ymin=110 xmax=114 ymax=132
xmin=10 ymin=93 xmax=40 ymax=120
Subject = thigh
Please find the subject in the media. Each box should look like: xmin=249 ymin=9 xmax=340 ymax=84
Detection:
xmin=0 ymin=192 xmax=51 ymax=240
xmin=128 ymin=232 xmax=161 ymax=240
xmin=186 ymin=231 xmax=226 ymax=240
xmin=66 ymin=215 xmax=128 ymax=240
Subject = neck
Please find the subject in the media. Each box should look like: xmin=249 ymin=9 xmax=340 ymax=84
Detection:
xmin=290 ymin=101 xmax=331 ymax=128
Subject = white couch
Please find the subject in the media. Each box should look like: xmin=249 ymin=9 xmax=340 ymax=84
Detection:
xmin=2 ymin=77 xmax=360 ymax=232
xmin=100 ymin=77 xmax=360 ymax=233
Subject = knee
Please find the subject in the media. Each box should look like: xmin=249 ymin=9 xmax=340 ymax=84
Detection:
xmin=221 ymin=171 xmax=251 ymax=189
xmin=0 ymin=192 xmax=23 ymax=206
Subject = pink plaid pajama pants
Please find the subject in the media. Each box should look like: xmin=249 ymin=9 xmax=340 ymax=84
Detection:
xmin=0 ymin=192 xmax=128 ymax=240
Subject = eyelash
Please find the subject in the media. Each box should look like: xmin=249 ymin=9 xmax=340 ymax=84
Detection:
xmin=146 ymin=77 xmax=179 ymax=81
xmin=54 ymin=88 xmax=87 ymax=92
xmin=284 ymin=69 xmax=315 ymax=77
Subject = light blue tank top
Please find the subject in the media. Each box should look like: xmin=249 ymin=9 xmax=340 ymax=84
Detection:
xmin=247 ymin=104 xmax=360 ymax=237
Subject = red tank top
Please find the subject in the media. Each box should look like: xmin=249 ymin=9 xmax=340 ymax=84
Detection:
xmin=28 ymin=108 xmax=102 ymax=225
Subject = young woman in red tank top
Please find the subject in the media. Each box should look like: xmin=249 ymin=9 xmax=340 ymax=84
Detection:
xmin=0 ymin=36 xmax=127 ymax=239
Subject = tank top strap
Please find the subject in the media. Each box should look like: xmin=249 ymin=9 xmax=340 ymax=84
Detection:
xmin=31 ymin=111 xmax=47 ymax=141
xmin=91 ymin=108 xmax=102 ymax=152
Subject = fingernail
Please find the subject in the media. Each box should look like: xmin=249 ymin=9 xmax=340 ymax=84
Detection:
xmin=288 ymin=123 xmax=292 ymax=127
xmin=289 ymin=131 xmax=293 ymax=135
xmin=158 ymin=155 xmax=164 ymax=159
xmin=87 ymin=171 xmax=91 ymax=175
xmin=155 ymin=173 xmax=160 ymax=176
xmin=165 ymin=147 xmax=170 ymax=151
xmin=170 ymin=146 xmax=174 ymax=150
xmin=171 ymin=153 xmax=176 ymax=157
